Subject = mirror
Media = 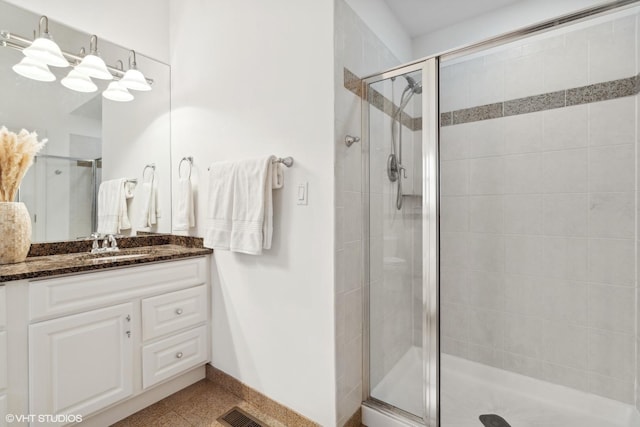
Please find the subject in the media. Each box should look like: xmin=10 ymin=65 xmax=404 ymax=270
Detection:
xmin=0 ymin=0 xmax=171 ymax=242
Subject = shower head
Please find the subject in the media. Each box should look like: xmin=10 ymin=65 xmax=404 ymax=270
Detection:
xmin=404 ymin=75 xmax=423 ymax=94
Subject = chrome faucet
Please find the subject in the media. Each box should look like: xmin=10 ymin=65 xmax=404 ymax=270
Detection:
xmin=90 ymin=233 xmax=120 ymax=254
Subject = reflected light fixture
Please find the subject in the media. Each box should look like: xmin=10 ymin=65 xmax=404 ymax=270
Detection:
xmin=119 ymin=50 xmax=151 ymax=91
xmin=12 ymin=56 xmax=55 ymax=82
xmin=75 ymin=35 xmax=112 ymax=80
xmin=103 ymin=81 xmax=133 ymax=102
xmin=61 ymin=48 xmax=98 ymax=92
xmin=103 ymin=61 xmax=133 ymax=102
xmin=22 ymin=16 xmax=69 ymax=67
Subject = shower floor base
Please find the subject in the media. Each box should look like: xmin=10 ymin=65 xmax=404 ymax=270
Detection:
xmin=366 ymin=347 xmax=640 ymax=427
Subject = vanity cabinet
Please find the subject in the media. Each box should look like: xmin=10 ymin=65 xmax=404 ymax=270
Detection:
xmin=29 ymin=304 xmax=134 ymax=418
xmin=24 ymin=256 xmax=210 ymax=426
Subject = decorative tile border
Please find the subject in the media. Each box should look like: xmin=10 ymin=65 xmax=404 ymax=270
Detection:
xmin=343 ymin=68 xmax=421 ymax=132
xmin=345 ymin=68 xmax=638 ymax=130
xmin=442 ymin=74 xmax=640 ymax=127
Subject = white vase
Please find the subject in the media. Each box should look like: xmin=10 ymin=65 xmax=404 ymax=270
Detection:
xmin=0 ymin=202 xmax=32 ymax=264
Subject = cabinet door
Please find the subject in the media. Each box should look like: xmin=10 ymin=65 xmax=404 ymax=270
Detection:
xmin=29 ymin=303 xmax=133 ymax=425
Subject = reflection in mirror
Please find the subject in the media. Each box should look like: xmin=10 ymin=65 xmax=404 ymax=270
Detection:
xmin=0 ymin=0 xmax=171 ymax=242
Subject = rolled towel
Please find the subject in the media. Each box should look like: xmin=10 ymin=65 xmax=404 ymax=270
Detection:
xmin=173 ymin=177 xmax=195 ymax=231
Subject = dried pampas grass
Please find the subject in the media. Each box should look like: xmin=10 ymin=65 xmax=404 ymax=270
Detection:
xmin=0 ymin=126 xmax=47 ymax=202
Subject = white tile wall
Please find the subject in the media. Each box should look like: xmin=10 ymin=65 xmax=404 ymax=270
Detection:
xmin=439 ymin=12 xmax=639 ymax=406
xmin=335 ymin=0 xmax=420 ymax=424
xmin=334 ymin=0 xmax=405 ymax=423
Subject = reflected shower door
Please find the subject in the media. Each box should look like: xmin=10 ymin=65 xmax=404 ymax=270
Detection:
xmin=364 ymin=58 xmax=438 ymax=425
xmin=20 ymin=155 xmax=99 ymax=241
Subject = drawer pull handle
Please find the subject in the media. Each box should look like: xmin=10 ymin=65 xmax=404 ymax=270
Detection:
xmin=176 ymin=352 xmax=183 ymax=359
xmin=175 ymin=308 xmax=183 ymax=315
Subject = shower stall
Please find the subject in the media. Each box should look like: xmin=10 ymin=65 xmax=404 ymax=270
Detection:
xmin=362 ymin=2 xmax=640 ymax=426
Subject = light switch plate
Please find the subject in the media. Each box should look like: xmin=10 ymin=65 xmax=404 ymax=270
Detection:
xmin=297 ymin=182 xmax=308 ymax=205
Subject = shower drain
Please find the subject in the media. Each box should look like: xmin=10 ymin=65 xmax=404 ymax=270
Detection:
xmin=479 ymin=414 xmax=512 ymax=427
xmin=218 ymin=406 xmax=270 ymax=427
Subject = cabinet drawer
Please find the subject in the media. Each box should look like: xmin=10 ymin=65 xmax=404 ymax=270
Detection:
xmin=142 ymin=325 xmax=208 ymax=389
xmin=30 ymin=257 xmax=207 ymax=321
xmin=0 ymin=287 xmax=5 ymax=329
xmin=0 ymin=332 xmax=6 ymax=390
xmin=142 ymin=285 xmax=207 ymax=341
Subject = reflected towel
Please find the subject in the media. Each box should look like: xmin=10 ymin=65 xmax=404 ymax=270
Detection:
xmin=204 ymin=155 xmax=280 ymax=255
xmin=97 ymin=178 xmax=130 ymax=234
xmin=137 ymin=178 xmax=158 ymax=229
xmin=173 ymin=177 xmax=195 ymax=231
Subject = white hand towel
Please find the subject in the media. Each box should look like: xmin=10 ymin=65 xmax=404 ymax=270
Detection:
xmin=204 ymin=156 xmax=278 ymax=255
xmin=137 ymin=178 xmax=158 ymax=229
xmin=173 ymin=177 xmax=195 ymax=231
xmin=204 ymin=160 xmax=236 ymax=251
xmin=97 ymin=178 xmax=130 ymax=234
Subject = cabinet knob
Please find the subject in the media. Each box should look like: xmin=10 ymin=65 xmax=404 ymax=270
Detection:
xmin=175 ymin=308 xmax=183 ymax=315
xmin=176 ymin=352 xmax=183 ymax=359
xmin=126 ymin=331 xmax=131 ymax=338
xmin=126 ymin=315 xmax=131 ymax=322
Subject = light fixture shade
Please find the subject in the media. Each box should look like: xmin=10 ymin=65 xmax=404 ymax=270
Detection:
xmin=119 ymin=69 xmax=151 ymax=91
xmin=103 ymin=81 xmax=133 ymax=102
xmin=23 ymin=37 xmax=69 ymax=67
xmin=12 ymin=57 xmax=56 ymax=82
xmin=75 ymin=54 xmax=113 ymax=80
xmin=61 ymin=69 xmax=97 ymax=93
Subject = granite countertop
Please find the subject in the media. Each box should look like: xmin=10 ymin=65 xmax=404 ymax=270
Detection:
xmin=0 ymin=235 xmax=212 ymax=283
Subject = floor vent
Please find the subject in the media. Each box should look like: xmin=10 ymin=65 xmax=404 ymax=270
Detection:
xmin=479 ymin=414 xmax=512 ymax=427
xmin=218 ymin=407 xmax=269 ymax=427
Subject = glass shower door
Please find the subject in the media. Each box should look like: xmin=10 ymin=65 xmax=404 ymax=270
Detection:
xmin=439 ymin=6 xmax=640 ymax=427
xmin=364 ymin=59 xmax=438 ymax=425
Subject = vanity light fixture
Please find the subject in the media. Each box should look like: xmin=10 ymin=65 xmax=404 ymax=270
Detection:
xmin=119 ymin=50 xmax=151 ymax=91
xmin=1 ymin=25 xmax=154 ymax=96
xmin=12 ymin=56 xmax=55 ymax=82
xmin=22 ymin=16 xmax=69 ymax=67
xmin=61 ymin=48 xmax=98 ymax=92
xmin=75 ymin=35 xmax=112 ymax=80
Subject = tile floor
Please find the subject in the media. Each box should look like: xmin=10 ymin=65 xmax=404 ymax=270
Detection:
xmin=112 ymin=379 xmax=288 ymax=427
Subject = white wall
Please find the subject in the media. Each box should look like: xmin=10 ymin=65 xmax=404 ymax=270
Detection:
xmin=344 ymin=0 xmax=412 ymax=64
xmin=3 ymin=0 xmax=170 ymax=63
xmin=169 ymin=1 xmax=336 ymax=425
xmin=413 ymin=0 xmax=612 ymax=59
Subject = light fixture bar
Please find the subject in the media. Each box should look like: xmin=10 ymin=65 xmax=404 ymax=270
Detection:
xmin=0 ymin=30 xmax=153 ymax=85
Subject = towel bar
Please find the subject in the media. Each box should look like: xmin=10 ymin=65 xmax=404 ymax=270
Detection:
xmin=207 ymin=156 xmax=294 ymax=171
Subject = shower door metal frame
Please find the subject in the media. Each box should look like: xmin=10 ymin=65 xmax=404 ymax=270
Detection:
xmin=361 ymin=57 xmax=440 ymax=426
xmin=361 ymin=1 xmax=640 ymax=426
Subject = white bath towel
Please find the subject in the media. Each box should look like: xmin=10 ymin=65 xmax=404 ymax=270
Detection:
xmin=97 ymin=178 xmax=131 ymax=235
xmin=137 ymin=177 xmax=158 ymax=229
xmin=173 ymin=177 xmax=195 ymax=231
xmin=204 ymin=156 xmax=280 ymax=255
